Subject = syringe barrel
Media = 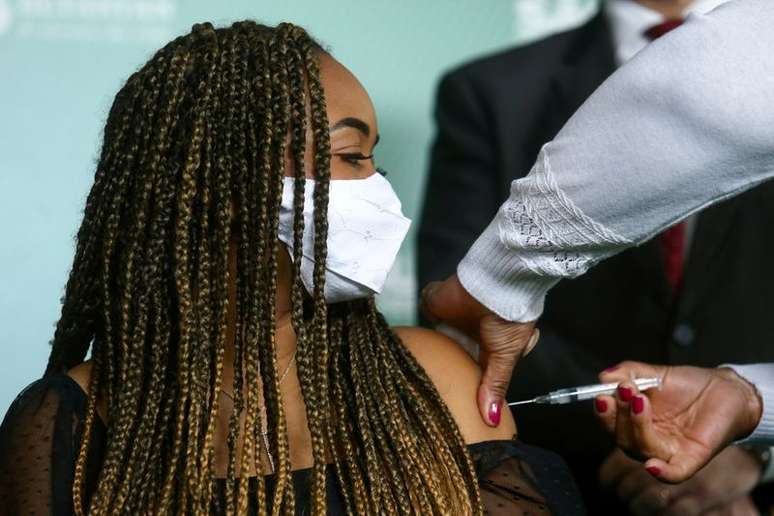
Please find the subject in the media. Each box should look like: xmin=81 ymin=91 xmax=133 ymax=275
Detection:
xmin=633 ymin=377 xmax=661 ymax=391
xmin=544 ymin=377 xmax=661 ymax=404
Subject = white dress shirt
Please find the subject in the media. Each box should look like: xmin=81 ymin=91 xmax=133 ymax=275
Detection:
xmin=606 ymin=0 xmax=729 ymax=65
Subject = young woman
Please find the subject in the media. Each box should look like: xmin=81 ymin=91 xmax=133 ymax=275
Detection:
xmin=0 ymin=21 xmax=582 ymax=515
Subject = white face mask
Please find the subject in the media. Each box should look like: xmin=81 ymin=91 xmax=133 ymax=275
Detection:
xmin=277 ymin=173 xmax=412 ymax=303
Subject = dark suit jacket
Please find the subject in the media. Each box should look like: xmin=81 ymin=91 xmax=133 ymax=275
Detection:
xmin=418 ymin=11 xmax=774 ymax=512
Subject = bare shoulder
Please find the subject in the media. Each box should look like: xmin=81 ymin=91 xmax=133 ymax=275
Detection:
xmin=67 ymin=360 xmax=108 ymax=422
xmin=67 ymin=360 xmax=93 ymax=393
xmin=393 ymin=326 xmax=516 ymax=444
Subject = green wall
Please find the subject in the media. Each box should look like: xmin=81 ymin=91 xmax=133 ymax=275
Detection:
xmin=0 ymin=0 xmax=598 ymax=412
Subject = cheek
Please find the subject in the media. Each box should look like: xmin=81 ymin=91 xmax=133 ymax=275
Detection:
xmin=329 ymin=161 xmax=347 ymax=180
xmin=329 ymin=159 xmax=377 ymax=180
xmin=303 ymin=128 xmax=316 ymax=178
xmin=301 ymin=143 xmax=316 ymax=179
xmin=281 ymin=132 xmax=317 ymax=179
xmin=330 ymin=159 xmax=356 ymax=180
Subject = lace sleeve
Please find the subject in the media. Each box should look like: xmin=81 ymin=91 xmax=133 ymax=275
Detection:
xmin=0 ymin=375 xmax=91 ymax=516
xmin=470 ymin=439 xmax=585 ymax=516
xmin=458 ymin=147 xmax=631 ymax=322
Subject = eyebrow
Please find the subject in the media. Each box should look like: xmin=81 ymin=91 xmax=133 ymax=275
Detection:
xmin=330 ymin=116 xmax=379 ymax=148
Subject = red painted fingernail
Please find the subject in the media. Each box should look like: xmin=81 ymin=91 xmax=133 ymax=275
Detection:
xmin=603 ymin=365 xmax=620 ymax=372
xmin=595 ymin=399 xmax=608 ymax=413
xmin=646 ymin=466 xmax=661 ymax=477
xmin=488 ymin=400 xmax=502 ymax=426
xmin=632 ymin=396 xmax=645 ymax=414
xmin=618 ymin=386 xmax=633 ymax=402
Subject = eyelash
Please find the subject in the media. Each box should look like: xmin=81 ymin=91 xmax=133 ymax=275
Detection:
xmin=337 ymin=152 xmax=372 ymax=165
xmin=335 ymin=153 xmax=389 ymax=176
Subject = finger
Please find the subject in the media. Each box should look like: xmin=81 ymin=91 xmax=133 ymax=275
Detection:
xmin=599 ymin=361 xmax=666 ymax=384
xmin=628 ymin=394 xmax=672 ymax=460
xmin=643 ymin=450 xmax=707 ymax=484
xmin=478 ymin=316 xmax=535 ymax=426
xmin=478 ymin=349 xmax=519 ymax=427
xmin=595 ymin=394 xmax=617 ymax=435
xmin=614 ymin=381 xmax=639 ymax=453
xmin=478 ymin=315 xmax=536 ymax=358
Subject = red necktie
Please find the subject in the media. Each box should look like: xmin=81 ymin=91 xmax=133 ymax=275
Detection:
xmin=660 ymin=223 xmax=686 ymax=291
xmin=644 ymin=19 xmax=687 ymax=292
xmin=643 ymin=19 xmax=684 ymax=40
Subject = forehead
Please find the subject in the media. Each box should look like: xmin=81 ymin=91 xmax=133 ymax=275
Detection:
xmin=317 ymin=53 xmax=377 ymax=133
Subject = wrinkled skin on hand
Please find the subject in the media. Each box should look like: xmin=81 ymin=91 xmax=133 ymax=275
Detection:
xmin=595 ymin=362 xmax=762 ymax=483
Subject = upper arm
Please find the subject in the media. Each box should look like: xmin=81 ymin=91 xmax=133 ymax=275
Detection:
xmin=393 ymin=327 xmax=517 ymax=444
xmin=68 ymin=362 xmax=91 ymax=393
xmin=67 ymin=361 xmax=108 ymax=424
xmin=0 ymin=379 xmax=75 ymax=515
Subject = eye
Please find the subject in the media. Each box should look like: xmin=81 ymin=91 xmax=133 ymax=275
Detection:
xmin=336 ymin=152 xmax=373 ymax=167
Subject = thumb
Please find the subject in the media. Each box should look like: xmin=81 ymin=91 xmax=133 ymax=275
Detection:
xmin=599 ymin=361 xmax=665 ymax=384
xmin=478 ymin=317 xmax=537 ymax=426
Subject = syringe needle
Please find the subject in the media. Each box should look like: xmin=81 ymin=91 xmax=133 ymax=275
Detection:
xmin=507 ymin=398 xmax=537 ymax=406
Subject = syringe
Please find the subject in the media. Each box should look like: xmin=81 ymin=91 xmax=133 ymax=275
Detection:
xmin=508 ymin=377 xmax=661 ymax=406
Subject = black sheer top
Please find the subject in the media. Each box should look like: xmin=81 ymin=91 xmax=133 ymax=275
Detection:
xmin=0 ymin=376 xmax=585 ymax=515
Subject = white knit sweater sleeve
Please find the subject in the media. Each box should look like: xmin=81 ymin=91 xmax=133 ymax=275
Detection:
xmin=458 ymin=0 xmax=774 ymax=322
xmin=725 ymin=363 xmax=774 ymax=444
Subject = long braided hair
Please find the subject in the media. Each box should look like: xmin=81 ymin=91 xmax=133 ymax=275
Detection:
xmin=45 ymin=21 xmax=482 ymax=515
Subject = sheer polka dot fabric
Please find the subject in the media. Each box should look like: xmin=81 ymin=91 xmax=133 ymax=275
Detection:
xmin=1 ymin=376 xmax=585 ymax=514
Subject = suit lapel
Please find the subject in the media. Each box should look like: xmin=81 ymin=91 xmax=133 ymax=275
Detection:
xmin=634 ymin=239 xmax=672 ymax=305
xmin=677 ymin=198 xmax=742 ymax=316
xmin=549 ymin=11 xmax=617 ymax=124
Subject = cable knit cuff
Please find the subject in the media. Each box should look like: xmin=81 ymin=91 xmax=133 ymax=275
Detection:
xmin=457 ymin=146 xmax=631 ymax=322
xmin=458 ymin=219 xmax=557 ymax=322
xmin=725 ymin=363 xmax=774 ymax=445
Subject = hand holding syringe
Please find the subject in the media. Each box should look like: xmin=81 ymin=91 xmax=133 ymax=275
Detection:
xmin=508 ymin=377 xmax=662 ymax=406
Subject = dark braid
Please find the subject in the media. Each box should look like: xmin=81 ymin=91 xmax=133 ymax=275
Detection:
xmin=49 ymin=20 xmax=483 ymax=515
xmin=301 ymin=29 xmax=335 ymax=515
xmin=257 ymin=25 xmax=296 ymax=516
